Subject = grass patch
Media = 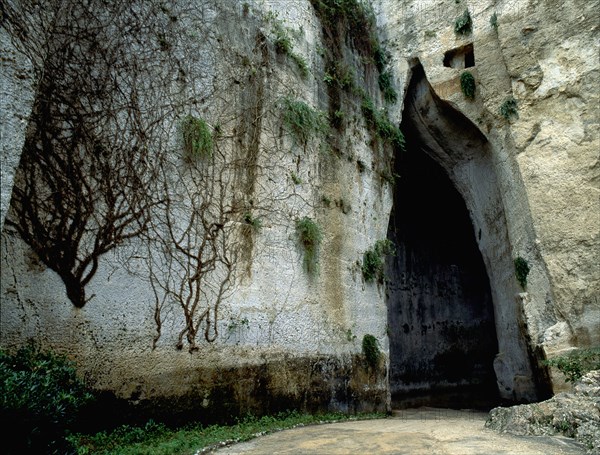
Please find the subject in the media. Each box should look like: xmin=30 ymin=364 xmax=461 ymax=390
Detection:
xmin=182 ymin=115 xmax=213 ymax=159
xmin=282 ymin=98 xmax=328 ymax=145
xmin=454 ymin=9 xmax=472 ymax=35
xmin=290 ymin=52 xmax=309 ymax=78
xmin=460 ymin=71 xmax=476 ymax=99
xmin=290 ymin=171 xmax=302 ymax=185
xmin=362 ymin=239 xmax=394 ymax=283
xmin=70 ymin=411 xmax=387 ymax=454
xmin=296 ymin=216 xmax=322 ymax=276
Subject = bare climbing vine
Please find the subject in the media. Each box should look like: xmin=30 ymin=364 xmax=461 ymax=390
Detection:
xmin=3 ymin=0 xmax=394 ymax=351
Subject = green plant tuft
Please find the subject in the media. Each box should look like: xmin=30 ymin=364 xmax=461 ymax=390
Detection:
xmin=290 ymin=171 xmax=302 ymax=185
xmin=543 ymin=347 xmax=600 ymax=383
xmin=514 ymin=256 xmax=530 ymax=288
xmin=272 ymin=22 xmax=309 ymax=78
xmin=378 ymin=71 xmax=397 ymax=103
xmin=273 ymin=23 xmax=293 ymax=55
xmin=362 ymin=334 xmax=381 ymax=369
xmin=182 ymin=115 xmax=213 ymax=159
xmin=500 ymin=96 xmax=519 ymax=120
xmin=0 ymin=344 xmax=95 ymax=453
xmin=454 ymin=9 xmax=472 ymax=35
xmin=282 ymin=98 xmax=328 ymax=145
xmin=362 ymin=239 xmax=394 ymax=283
xmin=290 ymin=53 xmax=309 ymax=78
xmin=296 ymin=216 xmax=322 ymax=276
xmin=490 ymin=12 xmax=498 ymax=30
xmin=460 ymin=71 xmax=476 ymax=99
xmin=243 ymin=213 xmax=262 ymax=232
xmin=361 ymin=97 xmax=405 ymax=151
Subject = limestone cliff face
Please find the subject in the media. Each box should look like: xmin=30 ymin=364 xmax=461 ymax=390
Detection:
xmin=375 ymin=0 xmax=599 ymax=396
xmin=0 ymin=0 xmax=598 ymax=419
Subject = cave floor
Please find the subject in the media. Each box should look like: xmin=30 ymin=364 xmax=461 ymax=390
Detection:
xmin=211 ymin=408 xmax=584 ymax=455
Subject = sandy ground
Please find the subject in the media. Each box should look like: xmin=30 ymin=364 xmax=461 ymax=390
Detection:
xmin=210 ymin=408 xmax=585 ymax=455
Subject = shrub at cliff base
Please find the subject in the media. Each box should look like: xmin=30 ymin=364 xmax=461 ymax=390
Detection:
xmin=0 ymin=344 xmax=95 ymax=454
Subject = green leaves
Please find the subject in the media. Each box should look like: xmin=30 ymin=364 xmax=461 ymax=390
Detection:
xmin=362 ymin=334 xmax=381 ymax=369
xmin=460 ymin=71 xmax=476 ymax=99
xmin=543 ymin=348 xmax=600 ymax=383
xmin=1 ymin=344 xmax=94 ymax=452
xmin=454 ymin=9 xmax=472 ymax=35
xmin=500 ymin=96 xmax=519 ymax=120
xmin=514 ymin=256 xmax=530 ymax=288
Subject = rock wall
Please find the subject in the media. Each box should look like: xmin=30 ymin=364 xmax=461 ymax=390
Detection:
xmin=0 ymin=0 xmax=393 ymax=420
xmin=375 ymin=0 xmax=599 ymax=396
xmin=0 ymin=0 xmax=598 ymax=418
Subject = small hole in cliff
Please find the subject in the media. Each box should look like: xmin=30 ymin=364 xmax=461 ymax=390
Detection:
xmin=443 ymin=43 xmax=475 ymax=69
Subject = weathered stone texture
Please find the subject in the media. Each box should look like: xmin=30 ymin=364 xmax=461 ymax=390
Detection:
xmin=376 ymin=0 xmax=599 ymax=396
xmin=0 ymin=0 xmax=598 ymax=416
xmin=486 ymin=370 xmax=600 ymax=454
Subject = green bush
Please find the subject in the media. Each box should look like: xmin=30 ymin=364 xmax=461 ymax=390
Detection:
xmin=0 ymin=344 xmax=95 ymax=453
xmin=460 ymin=71 xmax=476 ymax=99
xmin=543 ymin=348 xmax=600 ymax=383
xmin=362 ymin=334 xmax=381 ymax=369
xmin=514 ymin=256 xmax=530 ymax=289
xmin=182 ymin=115 xmax=213 ymax=159
xmin=362 ymin=239 xmax=394 ymax=283
xmin=500 ymin=96 xmax=519 ymax=120
xmin=454 ymin=9 xmax=472 ymax=35
xmin=282 ymin=98 xmax=328 ymax=145
xmin=296 ymin=217 xmax=322 ymax=276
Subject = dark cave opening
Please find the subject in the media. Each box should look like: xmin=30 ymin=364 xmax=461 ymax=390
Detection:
xmin=386 ymin=131 xmax=500 ymax=410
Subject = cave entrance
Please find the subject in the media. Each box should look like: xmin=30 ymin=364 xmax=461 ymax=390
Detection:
xmin=386 ymin=63 xmax=552 ymax=409
xmin=385 ymin=63 xmax=509 ymax=410
xmin=386 ymin=137 xmax=500 ymax=409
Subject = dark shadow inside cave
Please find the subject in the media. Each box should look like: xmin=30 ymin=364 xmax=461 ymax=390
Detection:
xmin=385 ymin=121 xmax=500 ymax=410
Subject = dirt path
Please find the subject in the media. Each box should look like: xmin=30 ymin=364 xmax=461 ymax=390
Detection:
xmin=211 ymin=408 xmax=585 ymax=454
